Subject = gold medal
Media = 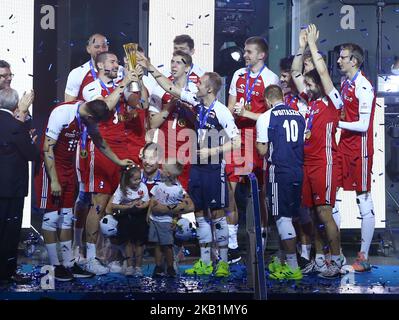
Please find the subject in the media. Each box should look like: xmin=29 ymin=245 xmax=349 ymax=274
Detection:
xmin=118 ymin=114 xmax=126 ymax=122
xmin=245 ymin=103 xmax=252 ymax=111
xmin=177 ymin=118 xmax=186 ymax=127
xmin=305 ymin=130 xmax=311 ymax=140
xmin=80 ymin=149 xmax=88 ymax=158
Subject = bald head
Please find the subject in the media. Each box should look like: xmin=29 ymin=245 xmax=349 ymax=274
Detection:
xmin=86 ymin=33 xmax=109 ymax=60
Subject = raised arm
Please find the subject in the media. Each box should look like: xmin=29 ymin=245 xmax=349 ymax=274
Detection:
xmin=136 ymin=52 xmax=182 ymax=99
xmin=291 ymin=29 xmax=307 ymax=94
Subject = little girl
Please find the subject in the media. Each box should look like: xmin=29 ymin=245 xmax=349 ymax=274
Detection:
xmin=111 ymin=166 xmax=149 ymax=276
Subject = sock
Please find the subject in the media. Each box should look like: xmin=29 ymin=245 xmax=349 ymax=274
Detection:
xmin=86 ymin=242 xmax=96 ymax=260
xmin=332 ymin=203 xmax=341 ymax=229
xmin=286 ymin=253 xmax=298 ymax=269
xmin=227 ymin=224 xmax=238 ymax=249
xmin=60 ymin=240 xmax=73 ymax=267
xmin=301 ymin=244 xmax=311 ymax=260
xmin=200 ymin=246 xmax=211 ymax=264
xmin=73 ymin=228 xmax=83 ymax=248
xmin=45 ymin=243 xmax=60 ymax=266
xmin=219 ymin=248 xmax=228 ymax=262
xmin=357 ymin=193 xmax=375 ymax=258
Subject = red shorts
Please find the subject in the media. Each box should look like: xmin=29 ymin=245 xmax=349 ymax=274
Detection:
xmin=225 ymin=129 xmax=265 ymax=186
xmin=34 ymin=162 xmax=77 ymax=211
xmin=80 ymin=141 xmax=128 ymax=194
xmin=302 ymin=163 xmax=338 ymax=208
xmin=336 ymin=152 xmax=373 ymax=192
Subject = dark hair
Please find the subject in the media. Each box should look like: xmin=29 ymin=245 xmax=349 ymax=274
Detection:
xmin=173 ymin=34 xmax=194 ymax=50
xmin=86 ymin=100 xmax=109 ymax=122
xmin=95 ymin=51 xmax=117 ymax=69
xmin=120 ymin=166 xmax=141 ymax=196
xmin=172 ymin=50 xmax=192 ymax=67
xmin=264 ymin=85 xmax=283 ymax=101
xmin=340 ymin=43 xmax=364 ymax=67
xmin=204 ymin=72 xmax=222 ymax=95
xmin=304 ymin=69 xmax=322 ymax=87
xmin=0 ymin=60 xmax=11 ymax=69
xmin=279 ymin=56 xmax=294 ymax=72
xmin=245 ymin=36 xmax=269 ymax=57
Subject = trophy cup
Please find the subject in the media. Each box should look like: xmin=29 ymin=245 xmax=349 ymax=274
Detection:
xmin=123 ymin=43 xmax=140 ymax=92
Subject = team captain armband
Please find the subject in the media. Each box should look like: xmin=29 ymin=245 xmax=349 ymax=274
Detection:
xmin=327 ymin=87 xmax=344 ymax=110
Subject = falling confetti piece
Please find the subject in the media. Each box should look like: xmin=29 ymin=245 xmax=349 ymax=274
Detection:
xmin=157 ymin=64 xmax=164 ymax=68
xmin=205 ymin=14 xmax=210 ymax=17
xmin=9 ymin=14 xmax=13 ymax=19
xmin=317 ymin=13 xmax=323 ymax=18
xmin=48 ymin=64 xmax=52 ymax=71
xmin=120 ymin=31 xmax=127 ymax=36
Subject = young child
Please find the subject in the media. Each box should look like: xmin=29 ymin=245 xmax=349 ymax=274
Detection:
xmin=148 ymin=159 xmax=191 ymax=277
xmin=110 ymin=166 xmax=150 ymax=276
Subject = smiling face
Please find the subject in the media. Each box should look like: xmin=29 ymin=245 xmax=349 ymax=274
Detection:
xmin=304 ymin=75 xmax=321 ymax=100
xmin=99 ymin=53 xmax=119 ymax=79
xmin=337 ymin=49 xmax=354 ymax=74
xmin=142 ymin=148 xmax=160 ymax=176
xmin=0 ymin=67 xmax=12 ymax=90
xmin=243 ymin=43 xmax=266 ymax=68
xmin=128 ymin=170 xmax=142 ymax=190
xmin=86 ymin=34 xmax=109 ymax=60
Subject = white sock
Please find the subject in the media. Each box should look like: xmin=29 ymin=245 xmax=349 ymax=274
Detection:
xmin=315 ymin=253 xmax=325 ymax=265
xmin=45 ymin=243 xmax=60 ymax=266
xmin=301 ymin=244 xmax=311 ymax=260
xmin=227 ymin=224 xmax=238 ymax=249
xmin=357 ymin=193 xmax=375 ymax=258
xmin=200 ymin=246 xmax=211 ymax=264
xmin=60 ymin=240 xmax=73 ymax=267
xmin=219 ymin=248 xmax=228 ymax=262
xmin=286 ymin=253 xmax=298 ymax=269
xmin=86 ymin=242 xmax=96 ymax=260
xmin=73 ymin=227 xmax=83 ymax=248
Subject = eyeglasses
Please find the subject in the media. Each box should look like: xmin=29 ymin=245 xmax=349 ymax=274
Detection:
xmin=0 ymin=73 xmax=14 ymax=79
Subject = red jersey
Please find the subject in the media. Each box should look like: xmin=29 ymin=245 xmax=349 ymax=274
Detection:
xmin=339 ymin=71 xmax=376 ymax=157
xmin=229 ymin=66 xmax=279 ymax=129
xmin=82 ymin=78 xmax=128 ymax=149
xmin=42 ymin=101 xmax=82 ymax=168
xmin=284 ymin=92 xmax=308 ymax=117
xmin=303 ymin=95 xmax=340 ymax=165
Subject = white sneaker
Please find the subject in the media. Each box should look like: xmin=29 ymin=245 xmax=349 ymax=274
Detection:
xmin=318 ymin=261 xmax=341 ymax=279
xmin=73 ymin=246 xmax=86 ymax=264
xmin=314 ymin=259 xmax=328 ymax=273
xmin=108 ymin=261 xmax=123 ymax=273
xmin=125 ymin=266 xmax=134 ymax=276
xmin=134 ymin=267 xmax=143 ymax=277
xmin=85 ymin=258 xmax=109 ymax=275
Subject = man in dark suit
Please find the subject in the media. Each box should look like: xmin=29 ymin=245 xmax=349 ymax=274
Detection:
xmin=0 ymin=88 xmax=39 ymax=283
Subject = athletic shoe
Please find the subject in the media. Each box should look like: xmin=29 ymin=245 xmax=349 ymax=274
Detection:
xmin=152 ymin=265 xmax=164 ymax=277
xmin=134 ymin=267 xmax=143 ymax=277
xmin=125 ymin=266 xmax=134 ymax=276
xmin=228 ymin=247 xmax=242 ymax=264
xmin=269 ymin=264 xmax=303 ymax=280
xmin=85 ymin=258 xmax=109 ymax=275
xmin=108 ymin=261 xmax=123 ymax=273
xmin=69 ymin=262 xmax=94 ymax=278
xmin=54 ymin=265 xmax=74 ymax=282
xmin=314 ymin=259 xmax=328 ymax=273
xmin=318 ymin=261 xmax=341 ymax=279
xmin=185 ymin=259 xmax=213 ymax=276
xmin=351 ymin=252 xmax=371 ymax=272
xmin=268 ymin=256 xmax=282 ymax=273
xmin=298 ymin=257 xmax=315 ymax=274
xmin=215 ymin=261 xmax=230 ymax=277
xmin=166 ymin=266 xmax=177 ymax=277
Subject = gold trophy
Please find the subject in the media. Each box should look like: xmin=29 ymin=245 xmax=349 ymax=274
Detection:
xmin=123 ymin=43 xmax=140 ymax=92
xmin=123 ymin=43 xmax=139 ymax=119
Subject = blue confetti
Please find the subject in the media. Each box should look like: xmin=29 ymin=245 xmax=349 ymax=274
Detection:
xmin=48 ymin=64 xmax=52 ymax=71
xmin=157 ymin=64 xmax=164 ymax=68
xmin=120 ymin=31 xmax=127 ymax=36
xmin=320 ymin=39 xmax=327 ymax=44
xmin=317 ymin=13 xmax=323 ymax=18
xmin=360 ymin=28 xmax=367 ymax=32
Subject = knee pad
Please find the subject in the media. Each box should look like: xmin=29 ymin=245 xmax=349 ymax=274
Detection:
xmin=298 ymin=207 xmax=312 ymax=225
xmin=276 ymin=216 xmax=296 ymax=241
xmin=195 ymin=216 xmax=212 ymax=244
xmin=58 ymin=208 xmax=74 ymax=229
xmin=356 ymin=193 xmax=375 ymax=219
xmin=212 ymin=217 xmax=229 ymax=247
xmin=42 ymin=211 xmax=59 ymax=232
xmin=76 ymin=191 xmax=91 ymax=207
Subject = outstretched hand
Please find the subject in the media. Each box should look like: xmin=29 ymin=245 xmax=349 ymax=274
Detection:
xmin=299 ymin=28 xmax=308 ymax=48
xmin=306 ymin=24 xmax=319 ymax=45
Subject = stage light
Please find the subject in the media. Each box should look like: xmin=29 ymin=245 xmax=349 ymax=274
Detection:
xmin=215 ymin=43 xmax=244 ymax=76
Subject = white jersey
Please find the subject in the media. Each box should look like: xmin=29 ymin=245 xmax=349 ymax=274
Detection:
xmin=150 ymin=181 xmax=186 ymax=223
xmin=112 ymin=182 xmax=149 ymax=205
xmin=65 ymin=60 xmax=124 ymax=98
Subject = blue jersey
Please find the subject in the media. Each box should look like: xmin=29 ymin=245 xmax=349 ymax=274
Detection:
xmin=256 ymin=103 xmax=305 ymax=181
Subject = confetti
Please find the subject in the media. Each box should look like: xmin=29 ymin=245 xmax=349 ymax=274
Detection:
xmin=329 ymin=13 xmax=334 ymax=16
xmin=48 ymin=64 xmax=52 ymax=71
xmin=22 ymin=58 xmax=25 ymax=63
xmin=120 ymin=31 xmax=127 ymax=37
xmin=317 ymin=13 xmax=323 ymax=18
xmin=157 ymin=64 xmax=164 ymax=68
xmin=205 ymin=14 xmax=210 ymax=17
xmin=9 ymin=14 xmax=13 ymax=19
xmin=360 ymin=28 xmax=367 ymax=32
